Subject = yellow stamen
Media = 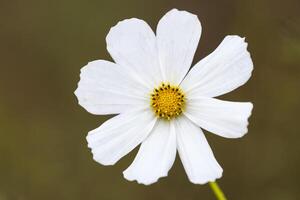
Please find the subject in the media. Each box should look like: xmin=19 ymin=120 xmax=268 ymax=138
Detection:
xmin=150 ymin=83 xmax=185 ymax=120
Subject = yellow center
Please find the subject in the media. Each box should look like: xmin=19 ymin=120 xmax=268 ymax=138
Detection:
xmin=150 ymin=83 xmax=185 ymax=120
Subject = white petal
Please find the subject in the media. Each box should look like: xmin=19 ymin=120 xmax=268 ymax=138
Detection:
xmin=175 ymin=116 xmax=223 ymax=184
xmin=181 ymin=35 xmax=253 ymax=97
xmin=106 ymin=18 xmax=162 ymax=89
xmin=74 ymin=60 xmax=148 ymax=115
xmin=86 ymin=107 xmax=157 ymax=165
xmin=184 ymin=97 xmax=253 ymax=138
xmin=156 ymin=8 xmax=202 ymax=85
xmin=123 ymin=120 xmax=176 ymax=185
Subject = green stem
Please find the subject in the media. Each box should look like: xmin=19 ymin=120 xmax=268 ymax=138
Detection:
xmin=209 ymin=181 xmax=227 ymax=200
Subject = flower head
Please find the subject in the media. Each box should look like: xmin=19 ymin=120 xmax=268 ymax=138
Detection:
xmin=75 ymin=9 xmax=253 ymax=185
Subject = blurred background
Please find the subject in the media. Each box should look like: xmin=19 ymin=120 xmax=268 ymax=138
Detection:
xmin=0 ymin=0 xmax=299 ymax=199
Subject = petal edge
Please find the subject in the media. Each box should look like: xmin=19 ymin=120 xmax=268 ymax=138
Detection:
xmin=181 ymin=35 xmax=253 ymax=97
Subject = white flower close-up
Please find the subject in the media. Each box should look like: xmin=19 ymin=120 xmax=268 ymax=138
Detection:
xmin=75 ymin=8 xmax=253 ymax=185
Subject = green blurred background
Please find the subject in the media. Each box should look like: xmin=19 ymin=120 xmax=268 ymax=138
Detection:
xmin=0 ymin=0 xmax=299 ymax=199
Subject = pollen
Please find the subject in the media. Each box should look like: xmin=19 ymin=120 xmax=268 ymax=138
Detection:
xmin=150 ymin=83 xmax=185 ymax=120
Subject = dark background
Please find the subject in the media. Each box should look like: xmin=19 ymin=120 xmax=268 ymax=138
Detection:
xmin=0 ymin=0 xmax=299 ymax=199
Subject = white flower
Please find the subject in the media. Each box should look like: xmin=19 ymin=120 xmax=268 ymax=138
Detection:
xmin=75 ymin=8 xmax=253 ymax=185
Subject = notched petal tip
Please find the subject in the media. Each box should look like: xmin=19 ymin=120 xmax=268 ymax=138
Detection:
xmin=244 ymin=102 xmax=254 ymax=119
xmin=105 ymin=18 xmax=150 ymax=43
xmin=224 ymin=35 xmax=245 ymax=41
xmin=244 ymin=101 xmax=254 ymax=129
xmin=123 ymin=171 xmax=169 ymax=185
xmin=164 ymin=8 xmax=202 ymax=29
xmin=189 ymin=171 xmax=223 ymax=185
xmin=166 ymin=8 xmax=199 ymax=18
xmin=187 ymin=157 xmax=223 ymax=185
xmin=85 ymin=131 xmax=117 ymax=166
xmin=73 ymin=88 xmax=79 ymax=98
xmin=222 ymin=35 xmax=250 ymax=51
xmin=92 ymin=155 xmax=117 ymax=166
xmin=74 ymin=88 xmax=97 ymax=114
xmin=233 ymin=102 xmax=254 ymax=138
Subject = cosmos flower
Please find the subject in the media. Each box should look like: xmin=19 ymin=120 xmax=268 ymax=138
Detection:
xmin=75 ymin=8 xmax=253 ymax=185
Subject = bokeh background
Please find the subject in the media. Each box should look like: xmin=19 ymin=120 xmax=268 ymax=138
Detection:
xmin=1 ymin=0 xmax=299 ymax=199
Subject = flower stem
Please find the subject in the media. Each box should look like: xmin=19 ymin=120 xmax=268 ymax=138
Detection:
xmin=209 ymin=181 xmax=227 ymax=200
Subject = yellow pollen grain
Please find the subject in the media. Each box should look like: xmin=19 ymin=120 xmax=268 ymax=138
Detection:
xmin=150 ymin=83 xmax=185 ymax=120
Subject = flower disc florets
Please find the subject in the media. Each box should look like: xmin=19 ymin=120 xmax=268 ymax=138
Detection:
xmin=151 ymin=83 xmax=185 ymax=120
